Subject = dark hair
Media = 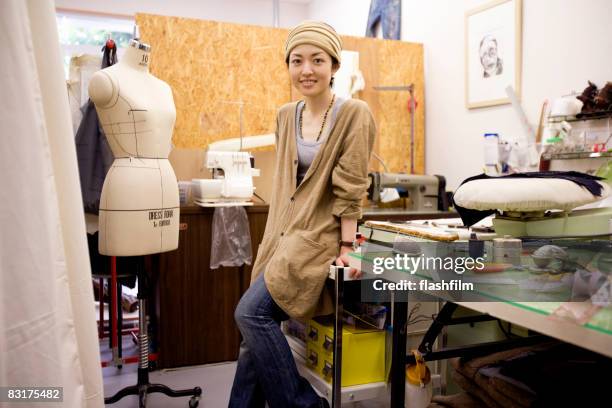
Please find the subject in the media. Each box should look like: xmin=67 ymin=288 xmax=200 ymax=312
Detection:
xmin=330 ymin=56 xmax=339 ymax=87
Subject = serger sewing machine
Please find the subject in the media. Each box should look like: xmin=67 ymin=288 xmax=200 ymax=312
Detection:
xmin=192 ymin=151 xmax=260 ymax=207
xmin=368 ymin=172 xmax=449 ymax=212
xmin=192 ymin=134 xmax=273 ymax=207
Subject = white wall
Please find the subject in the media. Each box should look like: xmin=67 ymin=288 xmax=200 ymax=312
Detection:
xmin=307 ymin=0 xmax=612 ymax=190
xmin=54 ymin=0 xmax=308 ymax=28
xmin=307 ymin=0 xmax=370 ymax=36
xmin=57 ymin=0 xmax=612 ymax=189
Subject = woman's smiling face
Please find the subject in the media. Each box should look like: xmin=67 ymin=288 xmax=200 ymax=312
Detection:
xmin=288 ymin=44 xmax=338 ymax=97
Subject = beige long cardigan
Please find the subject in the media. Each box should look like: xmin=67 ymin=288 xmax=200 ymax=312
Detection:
xmin=251 ymin=99 xmax=376 ymax=318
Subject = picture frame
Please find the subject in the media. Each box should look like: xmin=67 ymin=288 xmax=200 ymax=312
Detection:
xmin=465 ymin=0 xmax=522 ymax=109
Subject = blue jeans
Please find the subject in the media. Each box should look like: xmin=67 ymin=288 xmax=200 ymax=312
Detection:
xmin=365 ymin=0 xmax=401 ymax=40
xmin=229 ymin=275 xmax=325 ymax=408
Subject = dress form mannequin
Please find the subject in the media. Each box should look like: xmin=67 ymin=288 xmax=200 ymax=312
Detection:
xmin=89 ymin=40 xmax=179 ymax=256
xmin=90 ymin=40 xmax=200 ymax=407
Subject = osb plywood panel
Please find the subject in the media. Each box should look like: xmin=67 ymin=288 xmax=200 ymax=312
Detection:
xmin=136 ymin=13 xmax=290 ymax=149
xmin=138 ymin=14 xmax=424 ymax=173
xmin=343 ymin=36 xmax=424 ymax=174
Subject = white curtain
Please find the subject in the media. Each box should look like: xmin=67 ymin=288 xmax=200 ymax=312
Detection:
xmin=0 ymin=0 xmax=104 ymax=407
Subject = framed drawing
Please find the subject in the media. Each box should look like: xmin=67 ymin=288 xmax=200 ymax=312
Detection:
xmin=465 ymin=0 xmax=522 ymax=109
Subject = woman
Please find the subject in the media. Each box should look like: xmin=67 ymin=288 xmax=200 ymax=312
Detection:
xmin=229 ymin=21 xmax=376 ymax=408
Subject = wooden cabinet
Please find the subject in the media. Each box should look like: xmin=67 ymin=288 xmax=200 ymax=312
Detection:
xmin=153 ymin=205 xmax=268 ymax=368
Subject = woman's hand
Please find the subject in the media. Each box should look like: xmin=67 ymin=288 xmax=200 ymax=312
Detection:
xmin=335 ymin=246 xmax=362 ymax=279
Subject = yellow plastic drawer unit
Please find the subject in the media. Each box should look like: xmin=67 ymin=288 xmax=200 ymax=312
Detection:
xmin=305 ymin=319 xmax=385 ymax=386
xmin=306 ymin=321 xmax=320 ymax=345
xmin=306 ymin=321 xmax=334 ymax=351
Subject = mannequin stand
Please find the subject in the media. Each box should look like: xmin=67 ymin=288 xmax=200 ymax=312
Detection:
xmin=104 ymin=258 xmax=202 ymax=408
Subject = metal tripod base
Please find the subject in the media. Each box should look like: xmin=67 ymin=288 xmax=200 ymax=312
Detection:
xmin=104 ymin=367 xmax=202 ymax=407
xmin=104 ymin=259 xmax=202 ymax=407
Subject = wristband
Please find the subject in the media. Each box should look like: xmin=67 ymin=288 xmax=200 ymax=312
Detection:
xmin=339 ymin=240 xmax=355 ymax=249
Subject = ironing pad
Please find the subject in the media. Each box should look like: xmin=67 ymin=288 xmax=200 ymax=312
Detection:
xmin=453 ymin=178 xmax=610 ymax=212
xmin=364 ymin=221 xmax=459 ymax=241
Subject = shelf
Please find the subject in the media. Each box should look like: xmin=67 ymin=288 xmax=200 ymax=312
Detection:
xmin=548 ymin=111 xmax=612 ymax=123
xmin=542 ymin=151 xmax=612 ymax=160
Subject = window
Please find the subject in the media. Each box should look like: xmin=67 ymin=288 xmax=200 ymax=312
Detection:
xmin=56 ymin=9 xmax=134 ymax=78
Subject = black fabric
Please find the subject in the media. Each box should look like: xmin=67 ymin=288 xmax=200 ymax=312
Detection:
xmin=495 ymin=342 xmax=612 ymax=407
xmin=75 ymin=101 xmax=113 ymax=214
xmin=452 ymin=171 xmax=605 ymax=227
xmin=74 ymin=45 xmax=117 ymax=214
xmin=87 ymin=232 xmax=137 ymax=288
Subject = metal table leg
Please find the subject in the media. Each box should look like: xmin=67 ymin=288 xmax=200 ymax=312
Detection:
xmin=332 ymin=266 xmax=344 ymax=408
xmin=390 ymin=298 xmax=407 ymax=407
xmin=330 ymin=266 xmax=412 ymax=407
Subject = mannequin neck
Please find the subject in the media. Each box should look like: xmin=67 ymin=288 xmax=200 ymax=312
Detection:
xmin=120 ymin=40 xmax=151 ymax=72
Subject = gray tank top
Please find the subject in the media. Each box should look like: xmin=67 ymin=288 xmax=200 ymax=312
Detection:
xmin=295 ymin=97 xmax=346 ymax=186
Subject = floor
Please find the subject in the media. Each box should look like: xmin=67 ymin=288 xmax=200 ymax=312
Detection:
xmin=99 ymin=279 xmax=391 ymax=408
xmin=102 ymin=335 xmax=233 ymax=407
xmin=101 ymin=336 xmax=389 ymax=407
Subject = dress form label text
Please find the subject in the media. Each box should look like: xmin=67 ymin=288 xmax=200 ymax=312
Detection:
xmin=149 ymin=209 xmax=174 ymax=227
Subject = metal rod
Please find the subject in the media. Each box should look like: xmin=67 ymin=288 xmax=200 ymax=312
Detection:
xmin=390 ymin=301 xmax=408 ymax=407
xmin=332 ymin=267 xmax=344 ymax=408
xmin=272 ymin=0 xmax=280 ymax=28
xmin=409 ymin=85 xmax=415 ymax=174
xmin=110 ymin=257 xmax=118 ymax=360
xmin=418 ymin=302 xmax=458 ymax=355
xmin=137 ymin=261 xmax=149 ymax=371
xmin=98 ymin=278 xmax=104 ymax=338
xmin=239 ymin=102 xmax=244 ymax=151
xmin=446 ymin=314 xmax=498 ymax=325
xmin=117 ymin=282 xmax=123 ymax=365
xmin=407 ymin=335 xmax=551 ymax=364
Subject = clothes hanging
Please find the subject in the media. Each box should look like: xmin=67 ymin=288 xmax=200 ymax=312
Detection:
xmin=365 ymin=0 xmax=401 ymax=40
xmin=74 ymin=40 xmax=117 ymax=214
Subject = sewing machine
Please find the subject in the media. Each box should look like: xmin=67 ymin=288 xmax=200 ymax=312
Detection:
xmin=193 ymin=151 xmax=260 ymax=206
xmin=192 ymin=133 xmax=274 ymax=207
xmin=368 ymin=172 xmax=449 ymax=212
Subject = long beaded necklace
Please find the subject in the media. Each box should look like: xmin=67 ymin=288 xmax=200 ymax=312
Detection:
xmin=299 ymin=94 xmax=336 ymax=142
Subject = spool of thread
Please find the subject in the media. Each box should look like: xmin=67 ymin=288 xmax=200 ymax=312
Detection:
xmin=493 ymin=236 xmax=522 ymax=266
